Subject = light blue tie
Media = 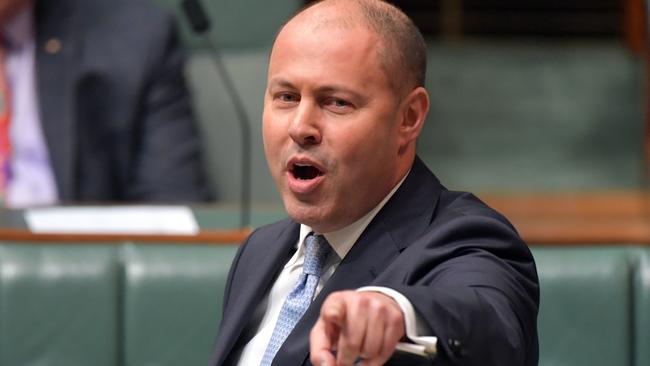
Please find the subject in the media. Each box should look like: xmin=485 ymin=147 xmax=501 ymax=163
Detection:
xmin=260 ymin=233 xmax=331 ymax=366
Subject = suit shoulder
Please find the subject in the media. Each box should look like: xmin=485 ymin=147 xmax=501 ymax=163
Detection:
xmin=434 ymin=190 xmax=520 ymax=237
xmin=244 ymin=218 xmax=295 ymax=244
xmin=438 ymin=190 xmax=509 ymax=221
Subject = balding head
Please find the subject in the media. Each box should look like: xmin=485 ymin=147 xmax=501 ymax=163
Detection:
xmin=276 ymin=0 xmax=427 ymax=97
xmin=263 ymin=0 xmax=430 ymax=232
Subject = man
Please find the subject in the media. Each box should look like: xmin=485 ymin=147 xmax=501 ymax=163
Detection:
xmin=210 ymin=1 xmax=539 ymax=365
xmin=0 ymin=0 xmax=211 ymax=207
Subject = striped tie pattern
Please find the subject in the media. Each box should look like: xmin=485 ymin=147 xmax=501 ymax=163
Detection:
xmin=260 ymin=233 xmax=331 ymax=366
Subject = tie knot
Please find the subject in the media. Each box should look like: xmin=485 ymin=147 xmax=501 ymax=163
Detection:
xmin=303 ymin=234 xmax=330 ymax=276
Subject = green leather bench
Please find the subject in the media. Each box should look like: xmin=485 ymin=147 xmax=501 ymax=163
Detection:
xmin=0 ymin=242 xmax=238 ymax=366
xmin=533 ymin=247 xmax=635 ymax=366
xmin=634 ymin=249 xmax=650 ymax=366
xmin=0 ymin=242 xmax=648 ymax=366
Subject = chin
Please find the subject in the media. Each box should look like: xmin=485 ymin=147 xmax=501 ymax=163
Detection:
xmin=282 ymin=196 xmax=330 ymax=230
xmin=284 ymin=198 xmax=317 ymax=224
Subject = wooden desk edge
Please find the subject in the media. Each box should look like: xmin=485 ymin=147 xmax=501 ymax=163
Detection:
xmin=2 ymin=227 xmax=649 ymax=246
xmin=2 ymin=192 xmax=650 ymax=245
xmin=0 ymin=228 xmax=252 ymax=244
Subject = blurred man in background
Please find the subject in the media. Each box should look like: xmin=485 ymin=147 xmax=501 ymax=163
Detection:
xmin=0 ymin=0 xmax=212 ymax=207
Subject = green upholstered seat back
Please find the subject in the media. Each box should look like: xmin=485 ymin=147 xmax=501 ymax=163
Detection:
xmin=634 ymin=248 xmax=650 ymax=366
xmin=122 ymin=244 xmax=236 ymax=366
xmin=151 ymin=0 xmax=302 ymax=50
xmin=532 ymin=247 xmax=633 ymax=366
xmin=0 ymin=242 xmax=238 ymax=366
xmin=0 ymin=244 xmax=119 ymax=366
xmin=2 ymin=243 xmax=650 ymax=365
xmin=420 ymin=42 xmax=644 ymax=192
xmin=184 ymin=50 xmax=277 ymax=203
xmin=186 ymin=42 xmax=644 ymax=203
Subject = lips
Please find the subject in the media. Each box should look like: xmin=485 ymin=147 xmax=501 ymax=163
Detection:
xmin=286 ymin=157 xmax=326 ymax=195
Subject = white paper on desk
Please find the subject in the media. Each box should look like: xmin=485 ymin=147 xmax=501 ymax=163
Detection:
xmin=24 ymin=206 xmax=199 ymax=235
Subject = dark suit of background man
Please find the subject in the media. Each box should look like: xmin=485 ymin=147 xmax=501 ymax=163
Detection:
xmin=0 ymin=0 xmax=211 ymax=207
xmin=209 ymin=0 xmax=539 ymax=365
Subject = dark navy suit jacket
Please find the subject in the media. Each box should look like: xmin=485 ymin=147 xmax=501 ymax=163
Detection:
xmin=33 ymin=0 xmax=211 ymax=202
xmin=210 ymin=157 xmax=539 ymax=366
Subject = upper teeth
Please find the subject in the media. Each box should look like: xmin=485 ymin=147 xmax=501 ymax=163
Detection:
xmin=295 ymin=163 xmax=311 ymax=167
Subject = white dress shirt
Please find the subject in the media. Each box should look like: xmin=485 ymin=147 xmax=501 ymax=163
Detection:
xmin=4 ymin=4 xmax=58 ymax=207
xmin=236 ymin=172 xmax=436 ymax=365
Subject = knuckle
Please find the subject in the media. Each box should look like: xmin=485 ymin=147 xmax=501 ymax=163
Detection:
xmin=387 ymin=309 xmax=403 ymax=324
xmin=357 ymin=294 xmax=370 ymax=307
xmin=340 ymin=335 xmax=362 ymax=351
xmin=362 ymin=342 xmax=380 ymax=358
xmin=368 ymin=298 xmax=385 ymax=313
xmin=323 ymin=292 xmax=339 ymax=305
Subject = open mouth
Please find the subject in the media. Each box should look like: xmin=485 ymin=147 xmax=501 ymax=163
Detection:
xmin=291 ymin=163 xmax=323 ymax=180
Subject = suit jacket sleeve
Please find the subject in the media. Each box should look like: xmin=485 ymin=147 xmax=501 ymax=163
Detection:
xmin=378 ymin=207 xmax=539 ymax=366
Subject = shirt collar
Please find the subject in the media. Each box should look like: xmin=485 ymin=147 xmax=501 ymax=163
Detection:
xmin=298 ymin=169 xmax=410 ymax=261
xmin=2 ymin=3 xmax=34 ymax=49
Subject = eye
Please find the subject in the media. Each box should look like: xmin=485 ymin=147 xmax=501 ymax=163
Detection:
xmin=324 ymin=98 xmax=354 ymax=113
xmin=333 ymin=99 xmax=349 ymax=107
xmin=276 ymin=92 xmax=299 ymax=103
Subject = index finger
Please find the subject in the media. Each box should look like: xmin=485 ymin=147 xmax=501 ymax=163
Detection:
xmin=310 ymin=318 xmax=337 ymax=366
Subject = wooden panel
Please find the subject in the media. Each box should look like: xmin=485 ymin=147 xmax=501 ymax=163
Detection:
xmin=0 ymin=228 xmax=251 ymax=244
xmin=481 ymin=192 xmax=650 ymax=244
xmin=623 ymin=0 xmax=647 ymax=53
xmin=2 ymin=192 xmax=650 ymax=245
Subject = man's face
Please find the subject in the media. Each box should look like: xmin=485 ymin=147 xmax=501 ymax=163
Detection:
xmin=263 ymin=17 xmax=407 ymax=233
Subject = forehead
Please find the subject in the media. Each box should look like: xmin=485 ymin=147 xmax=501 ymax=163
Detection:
xmin=268 ymin=14 xmax=390 ymax=91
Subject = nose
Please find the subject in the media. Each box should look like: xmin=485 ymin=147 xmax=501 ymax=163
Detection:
xmin=288 ymin=101 xmax=322 ymax=146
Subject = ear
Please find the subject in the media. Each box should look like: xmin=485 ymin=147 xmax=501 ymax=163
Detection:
xmin=397 ymin=86 xmax=429 ymax=148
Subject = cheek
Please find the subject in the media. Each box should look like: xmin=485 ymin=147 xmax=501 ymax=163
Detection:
xmin=332 ymin=130 xmax=386 ymax=181
xmin=339 ymin=122 xmax=399 ymax=176
xmin=262 ymin=113 xmax=283 ymax=156
xmin=341 ymin=120 xmax=396 ymax=158
xmin=261 ymin=123 xmax=272 ymax=156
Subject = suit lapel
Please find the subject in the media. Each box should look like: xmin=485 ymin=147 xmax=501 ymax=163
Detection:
xmin=273 ymin=224 xmax=401 ymax=366
xmin=213 ymin=221 xmax=300 ymax=365
xmin=272 ymin=157 xmax=442 ymax=365
xmin=34 ymin=0 xmax=79 ymax=200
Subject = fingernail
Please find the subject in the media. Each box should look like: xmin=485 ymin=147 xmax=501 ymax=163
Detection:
xmin=320 ymin=357 xmax=328 ymax=366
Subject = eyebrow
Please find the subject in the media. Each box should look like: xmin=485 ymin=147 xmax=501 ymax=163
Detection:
xmin=267 ymin=78 xmax=295 ymax=90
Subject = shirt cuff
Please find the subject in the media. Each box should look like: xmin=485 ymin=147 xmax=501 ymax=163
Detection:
xmin=357 ymin=286 xmax=437 ymax=356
